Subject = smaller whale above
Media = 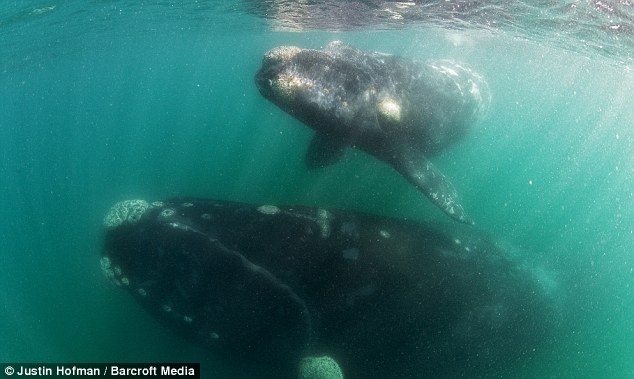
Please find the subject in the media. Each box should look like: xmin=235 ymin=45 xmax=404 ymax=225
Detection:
xmin=255 ymin=41 xmax=490 ymax=224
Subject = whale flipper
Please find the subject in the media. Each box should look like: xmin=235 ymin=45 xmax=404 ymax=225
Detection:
xmin=394 ymin=152 xmax=473 ymax=224
xmin=305 ymin=133 xmax=347 ymax=169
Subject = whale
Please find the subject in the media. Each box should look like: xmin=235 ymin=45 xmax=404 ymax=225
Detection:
xmin=255 ymin=41 xmax=490 ymax=224
xmin=101 ymin=198 xmax=557 ymax=379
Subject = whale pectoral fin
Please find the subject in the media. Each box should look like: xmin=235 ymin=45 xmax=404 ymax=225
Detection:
xmin=396 ymin=155 xmax=474 ymax=224
xmin=305 ymin=133 xmax=347 ymax=169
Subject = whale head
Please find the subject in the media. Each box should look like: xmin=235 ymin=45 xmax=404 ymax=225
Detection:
xmin=255 ymin=44 xmax=379 ymax=137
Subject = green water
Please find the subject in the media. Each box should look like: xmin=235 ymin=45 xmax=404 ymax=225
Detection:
xmin=1 ymin=2 xmax=633 ymax=378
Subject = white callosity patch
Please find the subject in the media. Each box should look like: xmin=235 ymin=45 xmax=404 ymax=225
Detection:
xmin=100 ymin=256 xmax=111 ymax=271
xmin=263 ymin=46 xmax=313 ymax=102
xmin=272 ymin=72 xmax=314 ymax=101
xmin=316 ymin=209 xmax=331 ymax=238
xmin=264 ymin=46 xmax=302 ymax=64
xmin=160 ymin=208 xmax=176 ymax=218
xmin=168 ymin=222 xmax=197 ymax=233
xmin=100 ymin=256 xmax=115 ymax=282
xmin=299 ymin=356 xmax=344 ymax=379
xmin=103 ymin=199 xmax=151 ymax=229
xmin=257 ymin=205 xmax=281 ymax=215
xmin=379 ymin=229 xmax=391 ymax=239
xmin=100 ymin=256 xmax=129 ymax=287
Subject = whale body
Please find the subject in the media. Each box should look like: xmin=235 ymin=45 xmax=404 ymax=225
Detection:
xmin=255 ymin=42 xmax=490 ymax=224
xmin=101 ymin=198 xmax=557 ymax=379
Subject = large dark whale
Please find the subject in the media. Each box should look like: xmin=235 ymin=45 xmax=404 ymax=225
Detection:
xmin=101 ymin=198 xmax=557 ymax=379
xmin=255 ymin=41 xmax=490 ymax=224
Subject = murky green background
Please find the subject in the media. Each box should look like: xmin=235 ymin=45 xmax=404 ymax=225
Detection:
xmin=1 ymin=2 xmax=633 ymax=378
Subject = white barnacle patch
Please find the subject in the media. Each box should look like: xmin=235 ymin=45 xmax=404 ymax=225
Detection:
xmin=161 ymin=304 xmax=172 ymax=313
xmin=264 ymin=46 xmax=302 ymax=64
xmin=183 ymin=316 xmax=193 ymax=323
xmin=257 ymin=205 xmax=281 ymax=215
xmin=299 ymin=356 xmax=344 ymax=379
xmin=182 ymin=202 xmax=194 ymax=207
xmin=151 ymin=201 xmax=164 ymax=207
xmin=377 ymin=97 xmax=402 ymax=124
xmin=100 ymin=256 xmax=111 ymax=271
xmin=137 ymin=288 xmax=147 ymax=297
xmin=379 ymin=229 xmax=391 ymax=239
xmin=160 ymin=208 xmax=176 ymax=218
xmin=169 ymin=222 xmax=194 ymax=233
xmin=100 ymin=256 xmax=128 ymax=286
xmin=272 ymin=73 xmax=313 ymax=101
xmin=103 ymin=199 xmax=151 ymax=228
xmin=454 ymin=238 xmax=462 ymax=245
xmin=317 ymin=209 xmax=331 ymax=238
xmin=201 ymin=213 xmax=212 ymax=220
xmin=209 ymin=332 xmax=220 ymax=341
